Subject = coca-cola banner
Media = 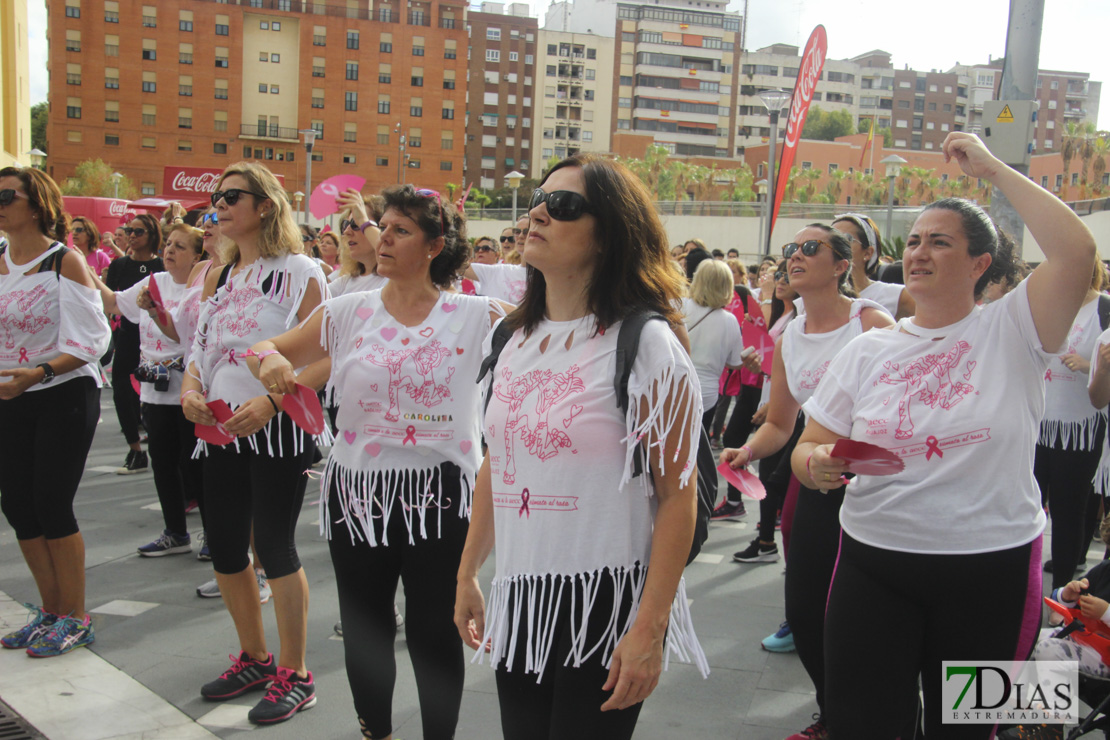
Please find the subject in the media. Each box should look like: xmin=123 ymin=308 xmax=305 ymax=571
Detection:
xmin=62 ymin=196 xmax=134 ymax=235
xmin=771 ymin=25 xmax=827 ymax=234
xmin=162 ymin=167 xmax=284 ymax=198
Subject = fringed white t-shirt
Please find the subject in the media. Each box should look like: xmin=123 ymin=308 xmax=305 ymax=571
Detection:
xmin=115 ymin=273 xmax=188 ymax=404
xmin=1039 ymin=298 xmax=1106 ymax=450
xmin=1088 ymin=327 xmax=1110 ymax=495
xmin=474 ymin=314 xmax=709 ymax=681
xmin=330 ymin=272 xmax=388 ymax=297
xmin=0 ymin=243 xmax=111 ymax=390
xmin=190 ymin=253 xmax=329 ymax=456
xmin=319 ymin=289 xmax=503 ymax=547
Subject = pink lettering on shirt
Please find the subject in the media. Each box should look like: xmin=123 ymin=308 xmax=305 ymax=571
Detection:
xmin=492 ymin=490 xmax=579 ymax=514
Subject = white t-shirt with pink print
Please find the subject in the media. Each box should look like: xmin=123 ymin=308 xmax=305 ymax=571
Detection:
xmin=115 ymin=272 xmax=188 ymax=404
xmin=1038 ymin=297 xmax=1106 ymax=450
xmin=319 ymin=289 xmax=503 ymax=547
xmin=1087 ymin=325 xmax=1110 ymax=496
xmin=470 ymin=262 xmax=527 ymax=304
xmin=803 ymin=279 xmax=1051 ymax=555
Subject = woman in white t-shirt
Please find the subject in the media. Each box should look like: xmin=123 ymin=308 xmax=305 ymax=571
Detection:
xmin=795 ymin=133 xmax=1098 ymax=739
xmin=720 ymin=224 xmax=892 ymax=740
xmin=180 ymin=163 xmax=326 ymax=725
xmin=254 ymin=185 xmax=508 ymax=740
xmin=682 ymin=259 xmax=745 ymax=431
xmin=0 ymin=166 xmax=111 ymax=657
xmin=834 ymin=212 xmax=915 ymax=319
xmin=455 ymin=154 xmax=707 ymax=740
xmin=329 ymin=189 xmax=388 ymax=298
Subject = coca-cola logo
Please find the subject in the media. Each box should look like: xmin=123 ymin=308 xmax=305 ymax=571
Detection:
xmin=108 ymin=201 xmax=128 ymax=216
xmin=784 ymin=28 xmax=827 ymax=149
xmin=170 ymin=171 xmax=221 ymax=194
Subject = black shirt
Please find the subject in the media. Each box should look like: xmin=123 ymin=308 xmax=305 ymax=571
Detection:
xmin=105 ymin=255 xmax=164 ymax=333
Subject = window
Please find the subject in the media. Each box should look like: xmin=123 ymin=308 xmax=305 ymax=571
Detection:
xmin=142 ymin=12 xmax=155 ymax=26
xmin=410 ymin=97 xmax=423 ymax=116
xmin=180 ymin=19 xmax=192 ymax=31
xmin=443 ymin=77 xmax=455 ymax=89
xmin=215 ymin=81 xmax=228 ymax=99
xmin=508 ymin=51 xmax=518 ymax=62
xmin=379 ymin=64 xmax=391 ymax=83
xmin=105 ymin=134 xmax=119 ymax=145
xmin=344 ymin=123 xmax=357 ymax=142
xmin=65 ymin=30 xmax=81 ymax=52
xmin=486 ymin=49 xmax=500 ymax=62
xmin=487 ymin=27 xmax=501 ymax=41
xmin=345 ymin=91 xmax=358 ymax=111
xmin=260 ymin=21 xmax=269 ymax=29
xmin=445 ymin=44 xmax=457 ymax=59
xmin=618 ymin=98 xmax=631 ymax=108
xmin=1056 ymin=174 xmax=1064 ymax=190
xmin=898 ymin=100 xmax=910 ymax=109
xmin=381 ymin=41 xmax=392 ymax=52
xmin=270 ymin=85 xmax=279 ymax=94
xmin=411 ymin=71 xmax=423 ymax=87
xmin=311 ymin=120 xmax=324 ymax=138
xmin=66 ymin=97 xmax=81 ymax=119
xmin=273 ymin=21 xmax=281 ymax=30
xmin=314 ymin=32 xmax=326 ymax=46
xmin=104 ymin=101 xmax=119 ymax=122
xmin=104 ymin=2 xmax=118 ymax=22
xmin=259 ymin=51 xmax=268 ymax=62
xmin=214 ymin=142 xmax=227 ymax=154
xmin=409 ymin=132 xmax=421 ymax=148
xmin=376 ymin=157 xmax=389 ymax=167
xmin=347 ymin=31 xmax=359 ymax=49
xmin=378 ymin=97 xmax=390 ymax=114
xmin=140 ymin=181 xmax=156 ymax=196
xmin=65 ymin=2 xmax=80 ymax=17
xmin=343 ymin=154 xmax=356 ymax=164
xmin=142 ymin=71 xmax=156 ymax=93
xmin=312 ymin=88 xmax=324 ymax=108
xmin=178 ymin=140 xmax=193 ymax=152
xmin=442 ymin=106 xmax=454 ymax=119
xmin=215 ymin=47 xmax=229 ymax=67
xmin=142 ymin=104 xmax=156 ymax=126
xmin=214 ymin=111 xmax=228 ymax=131
xmin=179 ymin=75 xmax=192 ymax=96
xmin=408 ymin=159 xmax=420 ymax=169
xmin=215 ymin=24 xmax=229 ymax=35
xmin=259 ymin=83 xmax=268 ymax=93
xmin=377 ymin=126 xmax=389 ymax=145
xmin=66 ymin=64 xmax=81 ymax=85
xmin=179 ymin=43 xmax=193 ymax=64
xmin=142 ymin=45 xmax=156 ymax=61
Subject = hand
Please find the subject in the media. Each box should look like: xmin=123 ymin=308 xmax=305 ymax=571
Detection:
xmin=0 ymin=367 xmax=43 ymax=400
xmin=182 ymin=390 xmax=216 ymax=426
xmin=454 ymin=577 xmax=488 ymax=651
xmin=1061 ymin=578 xmax=1090 ymax=603
xmin=136 ymin=286 xmax=156 ymax=312
xmin=942 ymin=132 xmax=1002 ymax=181
xmin=1062 ymin=352 xmax=1090 ymax=374
xmin=751 ymin=403 xmax=768 ymax=426
xmin=258 ymin=353 xmax=298 ymax=395
xmin=1080 ymin=594 xmax=1109 ymax=620
xmin=758 ymin=270 xmax=775 ymax=298
xmin=600 ymin=623 xmax=663 ymax=711
xmin=807 ymin=443 xmax=849 ymax=492
xmin=721 ymin=446 xmax=751 ymax=469
xmin=224 ymin=395 xmax=277 ymax=437
xmin=336 ymin=189 xmax=370 ymax=227
xmin=1097 ymin=343 xmax=1110 ymax=377
xmin=741 ymin=351 xmax=762 ymax=375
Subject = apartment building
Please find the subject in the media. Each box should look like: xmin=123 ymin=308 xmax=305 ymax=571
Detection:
xmin=532 ymin=29 xmax=613 ymax=173
xmin=610 ymin=0 xmax=742 ymax=160
xmin=1 ymin=0 xmax=32 ymax=169
xmin=46 ymin=0 xmax=468 ymax=198
xmin=463 ymin=2 xmax=536 ymax=190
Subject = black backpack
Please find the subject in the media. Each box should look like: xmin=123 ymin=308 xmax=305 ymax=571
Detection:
xmin=478 ymin=311 xmax=715 ymax=565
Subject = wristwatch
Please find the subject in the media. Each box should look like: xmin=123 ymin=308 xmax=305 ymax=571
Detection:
xmin=37 ymin=363 xmax=56 ymax=384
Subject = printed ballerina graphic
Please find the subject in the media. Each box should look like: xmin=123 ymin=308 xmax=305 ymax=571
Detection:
xmin=365 ymin=340 xmax=457 ymax=422
xmin=0 ymin=286 xmax=53 ymax=352
xmin=494 ymin=364 xmax=585 ymax=483
xmin=877 ymin=341 xmax=975 ymax=440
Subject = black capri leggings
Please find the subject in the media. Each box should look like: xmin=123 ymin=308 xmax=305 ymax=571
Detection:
xmin=142 ymin=402 xmax=204 ymax=536
xmin=111 ymin=326 xmax=142 ymax=445
xmin=327 ymin=463 xmax=468 ymax=740
xmin=201 ymin=412 xmax=314 ymax=579
xmin=0 ymin=377 xmax=100 ymax=540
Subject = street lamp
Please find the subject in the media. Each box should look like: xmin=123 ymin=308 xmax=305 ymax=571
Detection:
xmin=755 ymin=178 xmax=769 ymax=255
xmin=25 ymin=149 xmax=47 ymax=170
xmin=881 ymin=154 xmax=907 ymax=241
xmin=111 ymin=171 xmax=123 ymax=199
xmin=394 ymin=123 xmax=406 ymax=186
xmin=299 ymin=129 xmax=318 ymax=225
xmin=292 ymin=191 xmax=304 ymax=216
xmin=505 ymin=170 xmax=524 ymax=222
xmin=758 ymin=88 xmax=792 ymax=256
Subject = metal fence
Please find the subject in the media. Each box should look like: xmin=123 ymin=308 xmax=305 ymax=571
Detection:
xmin=462 ymin=202 xmax=925 ymax=222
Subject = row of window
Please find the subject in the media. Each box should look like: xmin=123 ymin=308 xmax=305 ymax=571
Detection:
xmin=481 ymin=27 xmax=534 ymax=42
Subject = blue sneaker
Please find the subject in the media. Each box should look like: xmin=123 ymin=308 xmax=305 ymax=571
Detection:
xmin=0 ymin=604 xmax=59 ymax=649
xmin=138 ymin=529 xmax=191 ymax=557
xmin=196 ymin=530 xmax=211 ymax=562
xmin=761 ymin=620 xmax=795 ymax=653
xmin=26 ymin=614 xmax=95 ymax=657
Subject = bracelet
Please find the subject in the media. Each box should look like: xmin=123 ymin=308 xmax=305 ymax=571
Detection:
xmin=265 ymin=395 xmax=280 ymax=415
xmin=761 ymin=299 xmax=772 ymax=305
xmin=359 ymin=219 xmax=377 ymax=233
xmin=239 ymin=349 xmax=281 ymax=362
xmin=739 ymin=444 xmax=753 ymax=465
xmin=181 ymin=389 xmax=201 ymax=403
xmin=805 ymin=452 xmax=814 ymax=480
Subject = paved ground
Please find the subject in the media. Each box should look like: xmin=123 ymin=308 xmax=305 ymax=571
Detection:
xmin=0 ymin=397 xmax=1070 ymax=739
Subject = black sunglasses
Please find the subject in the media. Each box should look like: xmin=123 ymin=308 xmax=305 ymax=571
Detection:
xmin=774 ymin=270 xmax=788 ymax=282
xmin=529 ymin=188 xmax=592 ymax=221
xmin=211 ymin=188 xmax=268 ymax=207
xmin=782 ymin=240 xmax=829 ymax=260
xmin=125 ymin=227 xmax=148 ymax=236
xmin=72 ymin=227 xmax=86 ymax=234
xmin=499 ymin=235 xmax=514 ymax=243
xmin=0 ymin=189 xmax=29 ymax=206
xmin=475 ymin=244 xmax=496 ymax=253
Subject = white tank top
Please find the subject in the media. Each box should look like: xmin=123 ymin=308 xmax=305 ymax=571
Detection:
xmin=783 ymin=298 xmax=886 ymax=408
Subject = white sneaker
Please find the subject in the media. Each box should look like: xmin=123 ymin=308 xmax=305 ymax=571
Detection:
xmin=394 ymin=604 xmax=404 ymax=628
xmin=196 ymin=577 xmax=220 ymax=598
xmin=257 ymin=570 xmax=271 ymax=605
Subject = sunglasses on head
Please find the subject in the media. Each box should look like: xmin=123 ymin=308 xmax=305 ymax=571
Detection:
xmin=124 ymin=227 xmax=148 ymax=236
xmin=0 ymin=189 xmax=29 ymax=207
xmin=529 ymin=188 xmax=592 ymax=221
xmin=211 ymin=188 xmax=268 ymax=207
xmin=200 ymin=212 xmax=218 ymax=226
xmin=414 ymin=188 xmax=447 ymax=236
xmin=782 ymin=240 xmax=829 ymax=260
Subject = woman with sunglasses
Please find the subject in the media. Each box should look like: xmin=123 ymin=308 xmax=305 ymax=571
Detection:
xmin=180 ymin=163 xmax=327 ymax=725
xmin=71 ymin=217 xmax=110 ymax=278
xmin=252 ymin=184 xmax=506 ymax=740
xmin=0 ymin=167 xmax=111 ymax=657
xmin=105 ymin=213 xmax=164 ymax=475
xmin=834 ymin=212 xmax=916 ymax=320
xmin=329 ymin=190 xmax=386 ymax=298
xmin=721 ymin=227 xmax=892 ymax=740
xmin=92 ymin=225 xmax=204 ymax=558
xmin=793 ymin=133 xmax=1097 ymax=738
xmin=455 ymin=154 xmax=708 ymax=740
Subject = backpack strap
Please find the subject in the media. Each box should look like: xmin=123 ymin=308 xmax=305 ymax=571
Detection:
xmin=478 ymin=319 xmax=516 ymax=414
xmin=216 ymin=264 xmax=233 ymax=290
xmin=615 ymin=312 xmax=668 ymax=416
xmin=1099 ymin=294 xmax=1110 ymax=332
xmin=36 ymin=244 xmax=68 ymax=278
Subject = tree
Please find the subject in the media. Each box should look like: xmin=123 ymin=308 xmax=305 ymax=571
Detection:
xmin=31 ymin=102 xmax=48 ymax=153
xmin=1091 ymin=135 xmax=1110 ymax=197
xmin=857 ymin=118 xmax=893 ymax=147
xmin=1061 ymin=121 xmax=1082 ymax=200
xmin=801 ymin=106 xmax=855 ymax=141
xmin=60 ymin=158 xmax=137 ymax=198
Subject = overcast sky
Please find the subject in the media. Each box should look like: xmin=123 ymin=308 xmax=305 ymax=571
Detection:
xmin=27 ymin=0 xmax=1108 ymax=129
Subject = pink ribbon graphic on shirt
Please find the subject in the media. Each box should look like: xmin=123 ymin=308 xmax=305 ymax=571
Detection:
xmin=519 ymin=488 xmax=530 ymax=518
xmin=402 ymin=425 xmax=417 ymax=445
xmin=17 ymin=348 xmax=28 ymax=364
xmin=925 ymin=436 xmax=943 ymax=461
xmin=227 ymin=349 xmax=238 ymax=366
xmin=1045 ymin=369 xmax=1053 ymax=382
xmin=156 ymin=340 xmax=163 ymax=352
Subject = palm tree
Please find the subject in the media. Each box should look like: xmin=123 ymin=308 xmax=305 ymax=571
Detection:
xmin=1078 ymin=122 xmax=1099 ymax=199
xmin=1091 ymin=134 xmax=1110 ymax=196
xmin=1061 ymin=121 xmax=1082 ymax=200
xmin=825 ymin=168 xmax=848 ymax=204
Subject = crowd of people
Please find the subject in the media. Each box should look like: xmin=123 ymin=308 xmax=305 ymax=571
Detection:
xmin=0 ymin=131 xmax=1105 ymax=740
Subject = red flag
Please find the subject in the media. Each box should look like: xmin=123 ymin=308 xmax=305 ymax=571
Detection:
xmin=858 ymin=118 xmax=874 ymax=168
xmin=771 ymin=25 xmax=828 ymax=234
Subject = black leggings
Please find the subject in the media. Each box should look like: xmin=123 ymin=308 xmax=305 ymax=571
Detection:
xmin=111 ymin=327 xmax=142 ymax=445
xmin=201 ymin=413 xmax=314 ymax=578
xmin=756 ymin=413 xmax=806 ymax=541
xmin=327 ymin=464 xmax=467 ymax=740
xmin=0 ymin=378 xmax=100 ymax=540
xmin=720 ymin=384 xmax=762 ymax=457
xmin=494 ymin=569 xmax=644 ymax=740
xmin=1034 ymin=432 xmax=1105 ymax=588
xmin=824 ymin=532 xmax=1041 ymax=739
xmin=142 ymin=402 xmax=204 ymax=535
xmin=783 ymin=484 xmax=845 ymax=715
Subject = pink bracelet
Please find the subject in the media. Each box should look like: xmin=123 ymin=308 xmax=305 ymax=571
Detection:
xmin=180 ymin=389 xmax=202 ymax=403
xmin=239 ymin=349 xmax=281 ymax=361
xmin=739 ymin=445 xmax=753 ymax=465
xmin=805 ymin=452 xmax=814 ymax=480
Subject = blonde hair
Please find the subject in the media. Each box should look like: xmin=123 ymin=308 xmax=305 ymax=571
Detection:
xmin=215 ymin=162 xmax=302 ymax=265
xmin=725 ymin=257 xmax=746 ymax=281
xmin=168 ymin=223 xmax=204 ymax=255
xmin=1093 ymin=258 xmax=1107 ymax=293
xmin=689 ymin=259 xmax=733 ymax=309
xmin=503 ymin=249 xmax=522 ymax=265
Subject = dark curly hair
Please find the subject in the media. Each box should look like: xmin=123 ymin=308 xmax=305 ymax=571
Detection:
xmin=0 ymin=166 xmax=69 ymax=241
xmin=380 ymin=185 xmax=468 ymax=290
xmin=921 ymin=198 xmax=1018 ymax=299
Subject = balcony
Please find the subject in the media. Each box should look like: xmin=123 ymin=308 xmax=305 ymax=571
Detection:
xmin=239 ymin=124 xmax=301 ymax=142
xmin=1063 ymin=107 xmax=1087 ymax=118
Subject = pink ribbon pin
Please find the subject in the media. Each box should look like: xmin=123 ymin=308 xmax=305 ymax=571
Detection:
xmin=156 ymin=340 xmax=163 ymax=352
xmin=519 ymin=488 xmax=530 ymax=518
xmin=925 ymin=435 xmax=943 ymax=461
xmin=17 ymin=348 xmax=28 ymax=364
xmin=1045 ymin=369 xmax=1053 ymax=382
xmin=402 ymin=425 xmax=417 ymax=445
xmin=227 ymin=349 xmax=239 ymax=366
